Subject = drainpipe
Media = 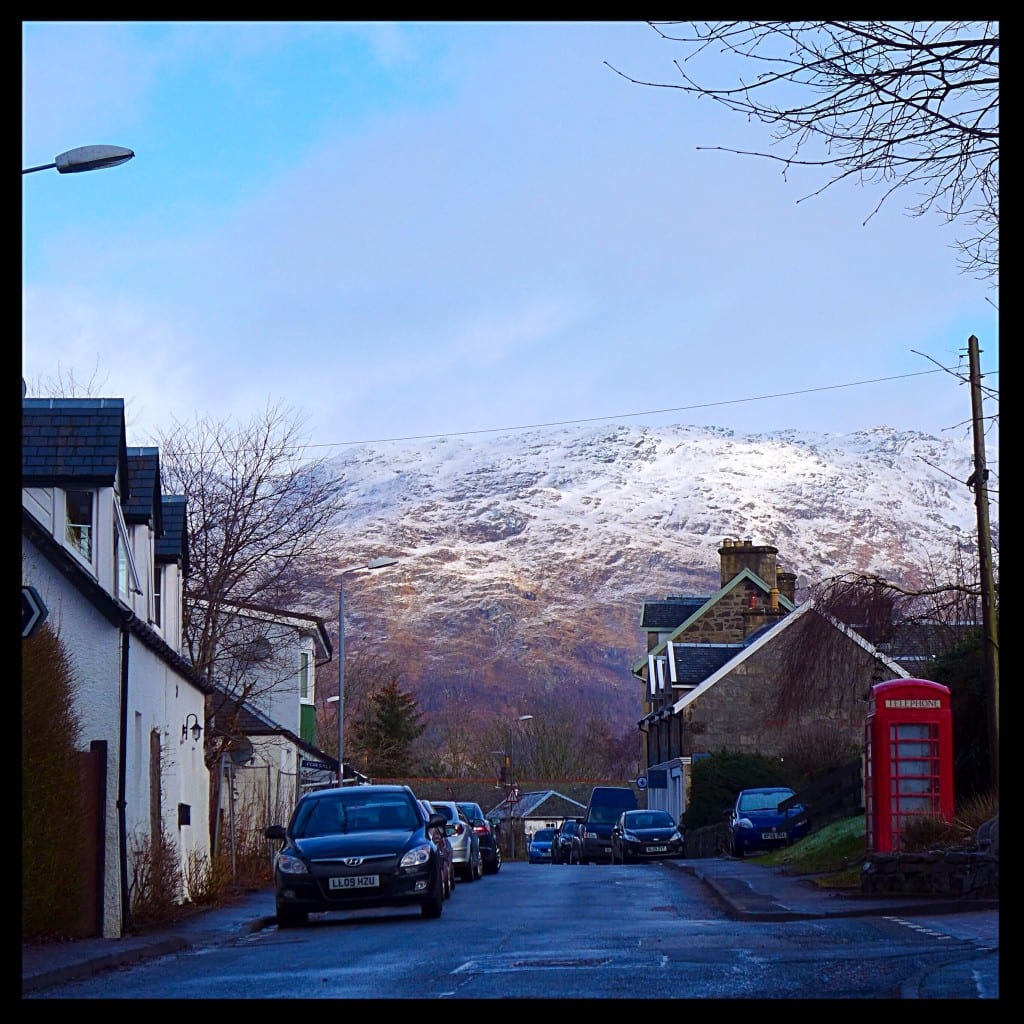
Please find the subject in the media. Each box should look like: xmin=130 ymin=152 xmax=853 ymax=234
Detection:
xmin=117 ymin=613 xmax=131 ymax=936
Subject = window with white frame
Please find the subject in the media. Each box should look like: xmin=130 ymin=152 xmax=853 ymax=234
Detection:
xmin=115 ymin=520 xmax=130 ymax=599
xmin=153 ymin=566 xmax=163 ymax=627
xmin=299 ymin=651 xmax=310 ymax=700
xmin=65 ymin=490 xmax=93 ymax=561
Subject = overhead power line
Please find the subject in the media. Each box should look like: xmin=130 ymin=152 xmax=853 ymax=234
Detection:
xmin=306 ymin=365 xmax=994 ymax=453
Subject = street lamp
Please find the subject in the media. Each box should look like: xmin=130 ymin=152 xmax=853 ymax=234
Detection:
xmin=23 ymin=144 xmax=135 ymax=175
xmin=509 ymin=714 xmax=534 ymax=791
xmin=327 ymin=556 xmax=398 ymax=785
xmin=502 ymin=714 xmax=534 ymax=859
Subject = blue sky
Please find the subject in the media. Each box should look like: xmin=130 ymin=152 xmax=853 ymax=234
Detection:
xmin=22 ymin=21 xmax=999 ymax=455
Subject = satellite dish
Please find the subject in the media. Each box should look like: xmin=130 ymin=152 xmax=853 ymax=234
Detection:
xmin=226 ymin=734 xmax=255 ymax=765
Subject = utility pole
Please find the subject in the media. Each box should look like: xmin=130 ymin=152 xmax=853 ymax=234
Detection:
xmin=967 ymin=335 xmax=999 ymax=796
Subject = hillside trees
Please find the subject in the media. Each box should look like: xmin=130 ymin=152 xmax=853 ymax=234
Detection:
xmin=609 ymin=21 xmax=999 ymax=281
xmin=157 ymin=401 xmax=345 ymax=763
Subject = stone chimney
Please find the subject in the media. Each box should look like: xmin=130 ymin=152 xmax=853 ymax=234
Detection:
xmin=776 ymin=569 xmax=797 ymax=604
xmin=718 ymin=537 xmax=778 ymax=589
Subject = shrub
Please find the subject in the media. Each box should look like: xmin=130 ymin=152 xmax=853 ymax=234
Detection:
xmin=128 ymin=829 xmax=184 ymax=930
xmin=184 ymin=847 xmax=233 ymax=906
xmin=899 ymin=789 xmax=999 ymax=852
xmin=22 ymin=623 xmax=90 ymax=941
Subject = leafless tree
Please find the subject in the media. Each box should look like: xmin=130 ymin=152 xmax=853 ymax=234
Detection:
xmin=608 ymin=21 xmax=999 ymax=281
xmin=157 ymin=401 xmax=345 ymax=756
xmin=772 ymin=528 xmax=991 ymax=721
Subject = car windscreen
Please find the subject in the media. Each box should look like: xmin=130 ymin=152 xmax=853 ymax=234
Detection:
xmin=738 ymin=791 xmax=794 ymax=813
xmin=627 ymin=811 xmax=674 ymax=828
xmin=533 ymin=829 xmax=556 ymax=842
xmin=293 ymin=794 xmax=418 ymax=836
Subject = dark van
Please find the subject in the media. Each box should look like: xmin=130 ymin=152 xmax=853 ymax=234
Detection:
xmin=579 ymin=786 xmax=638 ymax=863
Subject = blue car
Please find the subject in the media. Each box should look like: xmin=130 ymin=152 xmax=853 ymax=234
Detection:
xmin=728 ymin=787 xmax=810 ymax=857
xmin=528 ymin=827 xmax=557 ymax=863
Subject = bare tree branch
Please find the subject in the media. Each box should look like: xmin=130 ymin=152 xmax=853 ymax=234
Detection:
xmin=607 ymin=21 xmax=998 ymax=281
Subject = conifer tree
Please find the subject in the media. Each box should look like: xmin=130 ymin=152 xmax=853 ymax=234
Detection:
xmin=350 ymin=678 xmax=426 ymax=778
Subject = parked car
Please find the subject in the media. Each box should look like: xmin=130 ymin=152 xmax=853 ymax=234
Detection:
xmin=528 ymin=827 xmax=557 ymax=864
xmin=264 ymin=784 xmax=447 ymax=926
xmin=458 ymin=801 xmax=502 ymax=874
xmin=728 ymin=786 xmax=811 ymax=857
xmin=609 ymin=809 xmax=685 ymax=863
xmin=551 ymin=818 xmax=582 ymax=864
xmin=420 ymin=798 xmax=456 ymax=898
xmin=579 ymin=786 xmax=639 ymax=863
xmin=427 ymin=800 xmax=482 ymax=882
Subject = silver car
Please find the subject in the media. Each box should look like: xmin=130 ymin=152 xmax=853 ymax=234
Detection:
xmin=427 ymin=800 xmax=482 ymax=882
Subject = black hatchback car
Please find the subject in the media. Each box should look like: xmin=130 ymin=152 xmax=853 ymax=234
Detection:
xmin=264 ymin=785 xmax=449 ymax=926
xmin=609 ymin=809 xmax=685 ymax=863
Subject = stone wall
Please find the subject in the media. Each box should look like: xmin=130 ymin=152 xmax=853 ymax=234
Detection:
xmin=861 ymin=850 xmax=999 ymax=898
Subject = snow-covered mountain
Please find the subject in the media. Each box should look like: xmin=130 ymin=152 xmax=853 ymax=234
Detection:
xmin=310 ymin=422 xmax=992 ymax=730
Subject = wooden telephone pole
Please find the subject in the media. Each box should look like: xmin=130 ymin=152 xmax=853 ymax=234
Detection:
xmin=967 ymin=335 xmax=999 ymax=796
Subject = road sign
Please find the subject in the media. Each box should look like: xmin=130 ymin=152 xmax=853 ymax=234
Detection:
xmin=635 ymin=775 xmax=648 ymax=790
xmin=21 ymin=586 xmax=48 ymax=639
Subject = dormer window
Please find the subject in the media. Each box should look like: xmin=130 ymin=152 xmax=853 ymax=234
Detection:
xmin=66 ymin=490 xmax=93 ymax=561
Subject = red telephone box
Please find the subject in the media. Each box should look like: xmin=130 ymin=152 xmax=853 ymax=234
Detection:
xmin=864 ymin=678 xmax=953 ymax=853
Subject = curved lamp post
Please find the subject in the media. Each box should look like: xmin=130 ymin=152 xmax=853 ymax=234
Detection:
xmin=326 ymin=556 xmax=398 ymax=785
xmin=23 ymin=144 xmax=135 ymax=175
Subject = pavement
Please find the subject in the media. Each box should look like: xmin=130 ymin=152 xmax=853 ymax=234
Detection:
xmin=22 ymin=858 xmax=999 ymax=999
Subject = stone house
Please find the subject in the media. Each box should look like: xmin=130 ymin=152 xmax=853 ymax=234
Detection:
xmin=633 ymin=537 xmax=909 ymax=823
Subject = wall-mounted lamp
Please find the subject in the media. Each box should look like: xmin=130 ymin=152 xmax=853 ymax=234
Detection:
xmin=182 ymin=713 xmax=203 ymax=743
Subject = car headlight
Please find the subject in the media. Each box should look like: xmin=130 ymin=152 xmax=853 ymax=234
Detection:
xmin=623 ymin=830 xmax=638 ymax=842
xmin=736 ymin=817 xmax=754 ymax=829
xmin=670 ymin=831 xmax=683 ymax=842
xmin=276 ymin=852 xmax=309 ymax=875
xmin=400 ymin=843 xmax=434 ymax=868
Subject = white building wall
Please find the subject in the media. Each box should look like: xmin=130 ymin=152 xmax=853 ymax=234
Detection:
xmin=24 ymin=509 xmax=212 ymax=933
xmin=123 ymin=641 xmax=210 ymax=900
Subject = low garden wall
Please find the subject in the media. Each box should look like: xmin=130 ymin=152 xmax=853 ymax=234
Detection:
xmin=860 ymin=849 xmax=998 ymax=898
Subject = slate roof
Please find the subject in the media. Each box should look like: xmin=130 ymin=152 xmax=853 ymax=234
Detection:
xmin=124 ymin=447 xmax=163 ymax=533
xmin=156 ymin=495 xmax=189 ymax=575
xmin=666 ymin=642 xmax=745 ymax=686
xmin=486 ymin=789 xmax=588 ymax=823
xmin=22 ymin=398 xmax=128 ymax=488
xmin=641 ymin=596 xmax=707 ymax=630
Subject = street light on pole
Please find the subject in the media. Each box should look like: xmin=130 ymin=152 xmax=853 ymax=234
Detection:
xmin=326 ymin=556 xmax=398 ymax=785
xmin=510 ymin=714 xmax=534 ymax=791
xmin=23 ymin=144 xmax=135 ymax=175
xmin=504 ymin=714 xmax=534 ymax=859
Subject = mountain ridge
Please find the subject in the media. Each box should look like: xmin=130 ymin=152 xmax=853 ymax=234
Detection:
xmin=307 ymin=422 xmax=992 ymax=732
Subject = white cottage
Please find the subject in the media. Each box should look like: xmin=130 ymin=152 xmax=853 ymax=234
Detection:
xmin=22 ymin=398 xmax=213 ymax=937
